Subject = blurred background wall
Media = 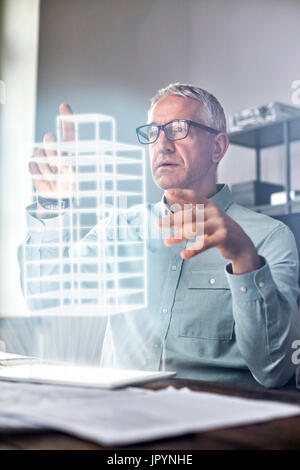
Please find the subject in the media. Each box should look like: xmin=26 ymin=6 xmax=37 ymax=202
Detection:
xmin=36 ymin=0 xmax=300 ymax=202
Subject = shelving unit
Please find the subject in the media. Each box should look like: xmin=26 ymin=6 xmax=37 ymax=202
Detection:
xmin=229 ymin=115 xmax=300 ymax=274
xmin=228 ymin=115 xmax=300 ymax=215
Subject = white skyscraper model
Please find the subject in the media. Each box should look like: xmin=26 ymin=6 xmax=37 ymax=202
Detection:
xmin=7 ymin=113 xmax=177 ymax=387
xmin=23 ymin=113 xmax=147 ymax=318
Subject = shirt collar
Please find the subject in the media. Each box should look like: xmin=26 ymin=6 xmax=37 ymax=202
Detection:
xmin=160 ymin=184 xmax=233 ymax=214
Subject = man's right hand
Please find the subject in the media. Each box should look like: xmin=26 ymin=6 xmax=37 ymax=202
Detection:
xmin=29 ymin=103 xmax=75 ymax=218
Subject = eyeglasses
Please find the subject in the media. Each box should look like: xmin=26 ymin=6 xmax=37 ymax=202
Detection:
xmin=136 ymin=119 xmax=220 ymax=145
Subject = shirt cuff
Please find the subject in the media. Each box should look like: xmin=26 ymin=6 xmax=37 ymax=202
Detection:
xmin=26 ymin=203 xmax=71 ymax=243
xmin=224 ymin=256 xmax=275 ymax=302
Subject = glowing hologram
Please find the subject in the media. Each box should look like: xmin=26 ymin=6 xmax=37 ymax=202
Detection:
xmin=0 ymin=80 xmax=6 ymax=105
xmin=23 ymin=113 xmax=147 ymax=318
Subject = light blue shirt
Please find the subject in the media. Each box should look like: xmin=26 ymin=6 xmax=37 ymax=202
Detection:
xmin=19 ymin=184 xmax=300 ymax=387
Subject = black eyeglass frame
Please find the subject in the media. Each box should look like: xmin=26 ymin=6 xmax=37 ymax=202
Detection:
xmin=136 ymin=119 xmax=221 ymax=145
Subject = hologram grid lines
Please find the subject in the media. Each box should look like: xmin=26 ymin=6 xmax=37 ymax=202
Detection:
xmin=23 ymin=113 xmax=147 ymax=317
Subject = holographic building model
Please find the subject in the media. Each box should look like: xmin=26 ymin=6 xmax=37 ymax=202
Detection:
xmin=23 ymin=113 xmax=147 ymax=317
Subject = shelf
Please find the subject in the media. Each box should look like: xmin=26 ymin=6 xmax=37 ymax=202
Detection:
xmin=248 ymin=200 xmax=300 ymax=216
xmin=228 ymin=115 xmax=300 ymax=149
xmin=227 ymin=111 xmax=300 ymax=214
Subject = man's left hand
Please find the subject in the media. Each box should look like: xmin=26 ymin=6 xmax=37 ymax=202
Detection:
xmin=158 ymin=189 xmax=261 ymax=274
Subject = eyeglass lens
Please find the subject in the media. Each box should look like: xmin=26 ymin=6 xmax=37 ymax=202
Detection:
xmin=138 ymin=120 xmax=189 ymax=144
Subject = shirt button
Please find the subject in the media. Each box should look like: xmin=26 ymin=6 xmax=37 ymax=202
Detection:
xmin=240 ymin=286 xmax=247 ymax=293
xmin=171 ymin=265 xmax=177 ymax=271
xmin=162 ymin=308 xmax=168 ymax=314
xmin=210 ymin=278 xmax=216 ymax=285
xmin=154 ymin=344 xmax=158 ymax=348
xmin=258 ymin=281 xmax=265 ymax=288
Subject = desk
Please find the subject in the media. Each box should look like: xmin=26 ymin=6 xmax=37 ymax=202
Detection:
xmin=0 ymin=378 xmax=300 ymax=450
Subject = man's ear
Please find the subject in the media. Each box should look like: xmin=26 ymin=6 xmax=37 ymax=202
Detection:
xmin=211 ymin=133 xmax=229 ymax=165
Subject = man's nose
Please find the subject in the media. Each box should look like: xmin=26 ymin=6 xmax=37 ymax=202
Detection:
xmin=155 ymin=129 xmax=175 ymax=153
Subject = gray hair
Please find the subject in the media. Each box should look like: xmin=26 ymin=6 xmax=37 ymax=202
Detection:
xmin=149 ymin=82 xmax=227 ymax=132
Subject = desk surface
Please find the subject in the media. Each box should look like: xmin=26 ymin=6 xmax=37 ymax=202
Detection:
xmin=1 ymin=378 xmax=300 ymax=450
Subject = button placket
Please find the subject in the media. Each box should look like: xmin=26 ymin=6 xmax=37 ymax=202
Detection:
xmin=159 ymin=257 xmax=183 ymax=344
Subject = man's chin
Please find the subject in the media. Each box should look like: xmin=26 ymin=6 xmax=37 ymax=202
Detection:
xmin=153 ymin=176 xmax=186 ymax=191
xmin=154 ymin=181 xmax=183 ymax=191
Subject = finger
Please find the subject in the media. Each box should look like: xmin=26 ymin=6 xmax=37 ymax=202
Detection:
xmin=164 ymin=217 xmax=208 ymax=246
xmin=28 ymin=160 xmax=42 ymax=190
xmin=59 ymin=102 xmax=75 ymax=142
xmin=29 ymin=159 xmax=51 ymax=196
xmin=32 ymin=148 xmax=58 ymax=195
xmin=181 ymin=230 xmax=224 ymax=259
xmin=59 ymin=164 xmax=76 ymax=195
xmin=29 ymin=160 xmax=41 ymax=192
xmin=160 ymin=204 xmax=223 ymax=231
xmin=163 ymin=207 xmax=206 ymax=246
xmin=166 ymin=188 xmax=209 ymax=209
xmin=158 ymin=206 xmax=205 ymax=230
xmin=28 ymin=160 xmax=41 ymax=176
xmin=203 ymin=218 xmax=220 ymax=236
xmin=164 ymin=230 xmax=185 ymax=246
xmin=33 ymin=148 xmax=53 ymax=176
xmin=43 ymin=133 xmax=57 ymax=172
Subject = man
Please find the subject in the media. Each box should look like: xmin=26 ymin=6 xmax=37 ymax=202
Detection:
xmin=20 ymin=83 xmax=300 ymax=387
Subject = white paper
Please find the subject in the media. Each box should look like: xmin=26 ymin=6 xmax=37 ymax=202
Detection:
xmin=0 ymin=380 xmax=299 ymax=445
xmin=0 ymin=352 xmax=37 ymax=366
xmin=0 ymin=363 xmax=175 ymax=389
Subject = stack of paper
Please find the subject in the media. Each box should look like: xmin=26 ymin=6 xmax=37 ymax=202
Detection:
xmin=0 ymin=380 xmax=299 ymax=446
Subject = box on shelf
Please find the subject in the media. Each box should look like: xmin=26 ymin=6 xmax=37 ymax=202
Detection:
xmin=229 ymin=102 xmax=300 ymax=132
xmin=271 ymin=190 xmax=300 ymax=206
xmin=231 ymin=181 xmax=284 ymax=207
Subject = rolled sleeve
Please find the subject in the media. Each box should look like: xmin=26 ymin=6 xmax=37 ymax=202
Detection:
xmin=223 ymin=225 xmax=300 ymax=388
